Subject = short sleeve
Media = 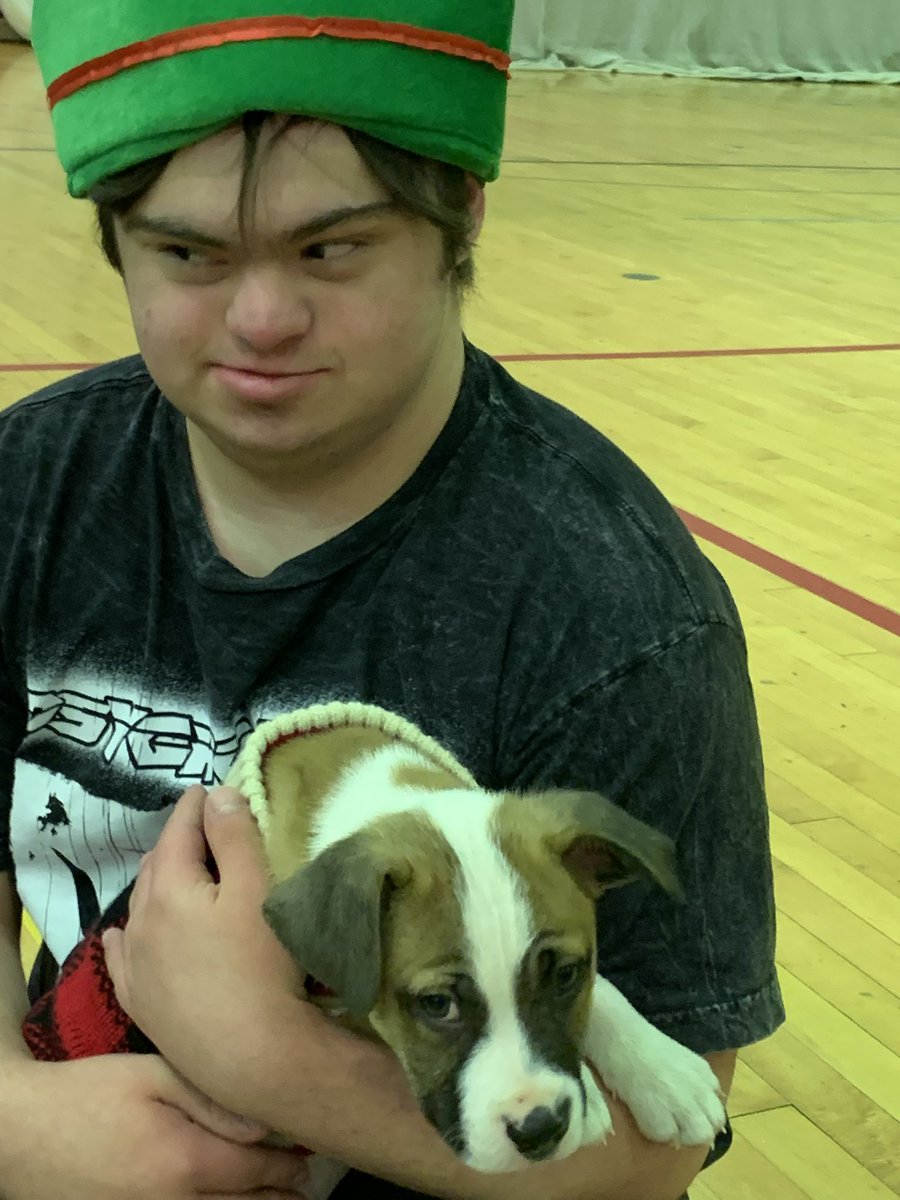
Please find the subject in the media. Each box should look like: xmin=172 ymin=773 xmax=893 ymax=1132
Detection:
xmin=502 ymin=620 xmax=785 ymax=1054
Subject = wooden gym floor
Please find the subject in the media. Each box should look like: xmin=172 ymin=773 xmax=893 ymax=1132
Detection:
xmin=2 ymin=43 xmax=898 ymax=1199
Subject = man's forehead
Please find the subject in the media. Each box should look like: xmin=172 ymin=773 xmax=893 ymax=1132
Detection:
xmin=139 ymin=118 xmax=388 ymax=231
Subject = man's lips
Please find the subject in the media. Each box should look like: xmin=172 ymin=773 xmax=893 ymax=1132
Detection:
xmin=212 ymin=364 xmax=328 ymax=400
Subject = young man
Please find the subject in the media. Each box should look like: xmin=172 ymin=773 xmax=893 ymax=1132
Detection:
xmin=0 ymin=3 xmax=784 ymax=1198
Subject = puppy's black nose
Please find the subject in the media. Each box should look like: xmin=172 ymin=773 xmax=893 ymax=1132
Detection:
xmin=505 ymin=1098 xmax=572 ymax=1161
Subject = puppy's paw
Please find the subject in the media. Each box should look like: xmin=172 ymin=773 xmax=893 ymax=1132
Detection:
xmin=580 ymin=1061 xmax=614 ymax=1145
xmin=600 ymin=1031 xmax=726 ymax=1148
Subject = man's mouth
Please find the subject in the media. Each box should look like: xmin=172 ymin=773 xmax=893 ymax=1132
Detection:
xmin=212 ymin=363 xmax=329 ymax=400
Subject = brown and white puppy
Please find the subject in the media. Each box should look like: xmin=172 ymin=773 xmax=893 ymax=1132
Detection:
xmin=237 ymin=717 xmax=725 ymax=1181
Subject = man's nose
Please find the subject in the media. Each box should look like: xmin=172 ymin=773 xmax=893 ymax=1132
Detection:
xmin=225 ymin=268 xmax=314 ymax=353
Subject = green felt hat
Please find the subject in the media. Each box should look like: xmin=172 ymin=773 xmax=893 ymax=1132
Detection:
xmin=32 ymin=1 xmax=514 ymax=197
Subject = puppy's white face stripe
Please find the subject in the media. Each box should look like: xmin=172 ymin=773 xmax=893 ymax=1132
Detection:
xmin=451 ymin=816 xmax=536 ymax=1141
xmin=312 ymin=746 xmax=586 ymax=1171
xmin=437 ymin=800 xmax=587 ymax=1171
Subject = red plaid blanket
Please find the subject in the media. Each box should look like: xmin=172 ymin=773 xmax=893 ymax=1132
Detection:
xmin=22 ymin=882 xmax=156 ymax=1060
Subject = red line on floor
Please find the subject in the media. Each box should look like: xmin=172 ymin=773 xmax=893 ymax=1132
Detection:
xmin=679 ymin=509 xmax=900 ymax=637
xmin=497 ymin=342 xmax=900 ymax=363
xmin=0 ymin=363 xmax=98 ymax=373
xmin=3 ymin=342 xmax=900 ymax=373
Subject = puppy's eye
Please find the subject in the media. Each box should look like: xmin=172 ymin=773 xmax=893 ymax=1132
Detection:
xmin=537 ymin=947 xmax=557 ymax=978
xmin=417 ymin=992 xmax=460 ymax=1023
xmin=555 ymin=961 xmax=583 ymax=993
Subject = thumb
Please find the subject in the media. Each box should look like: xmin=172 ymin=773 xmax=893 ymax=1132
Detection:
xmin=203 ymin=787 xmax=268 ymax=891
xmin=206 ymin=786 xmax=251 ymax=816
xmin=150 ymin=1058 xmax=271 ymax=1144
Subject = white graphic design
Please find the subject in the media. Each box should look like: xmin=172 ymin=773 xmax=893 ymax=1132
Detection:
xmin=13 ymin=762 xmax=169 ymax=967
xmin=13 ymin=676 xmax=269 ymax=968
xmin=27 ymin=685 xmax=254 ymax=782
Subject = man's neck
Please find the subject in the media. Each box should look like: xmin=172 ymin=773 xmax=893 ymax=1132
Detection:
xmin=186 ymin=333 xmax=466 ymax=578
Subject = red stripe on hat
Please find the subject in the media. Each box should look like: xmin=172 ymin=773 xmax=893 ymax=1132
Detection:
xmin=48 ymin=15 xmax=511 ymax=107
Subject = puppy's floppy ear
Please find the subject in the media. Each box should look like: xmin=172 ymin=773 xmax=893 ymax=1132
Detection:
xmin=263 ymin=831 xmax=407 ymax=1017
xmin=538 ymin=790 xmax=682 ymax=900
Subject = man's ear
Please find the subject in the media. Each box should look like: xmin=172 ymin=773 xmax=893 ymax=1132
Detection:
xmin=262 ymin=831 xmax=405 ymax=1017
xmin=466 ymin=173 xmax=487 ymax=242
xmin=535 ymin=790 xmax=683 ymax=901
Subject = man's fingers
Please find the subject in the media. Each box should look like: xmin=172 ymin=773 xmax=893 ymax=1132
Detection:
xmin=126 ymin=851 xmax=153 ymax=920
xmin=202 ymin=787 xmax=270 ymax=901
xmin=149 ymin=1069 xmax=311 ymax=1195
xmin=150 ymin=1058 xmax=271 ymax=1144
xmin=151 ymin=785 xmax=214 ymax=887
xmin=186 ymin=1131 xmax=311 ymax=1195
xmin=101 ymin=927 xmax=132 ymax=1012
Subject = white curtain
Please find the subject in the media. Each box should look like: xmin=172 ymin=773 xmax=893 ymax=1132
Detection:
xmin=0 ymin=0 xmax=31 ymax=39
xmin=511 ymin=0 xmax=900 ymax=82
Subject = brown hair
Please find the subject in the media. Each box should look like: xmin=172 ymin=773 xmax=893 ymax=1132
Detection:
xmin=88 ymin=112 xmax=481 ymax=293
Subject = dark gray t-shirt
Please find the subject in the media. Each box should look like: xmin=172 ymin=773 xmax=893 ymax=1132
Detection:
xmin=0 ymin=341 xmax=783 ymax=1053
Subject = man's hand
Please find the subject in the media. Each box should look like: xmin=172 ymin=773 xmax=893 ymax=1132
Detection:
xmin=103 ymin=785 xmax=314 ymax=1112
xmin=0 ymin=1053 xmax=311 ymax=1199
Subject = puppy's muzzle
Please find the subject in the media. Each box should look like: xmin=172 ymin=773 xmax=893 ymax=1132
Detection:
xmin=504 ymin=1097 xmax=572 ymax=1161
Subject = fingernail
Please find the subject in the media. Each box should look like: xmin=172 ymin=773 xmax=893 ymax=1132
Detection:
xmin=208 ymin=787 xmax=247 ymax=813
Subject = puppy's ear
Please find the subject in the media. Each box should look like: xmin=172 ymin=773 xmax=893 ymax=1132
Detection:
xmin=263 ymin=831 xmax=404 ymax=1017
xmin=538 ymin=790 xmax=682 ymax=900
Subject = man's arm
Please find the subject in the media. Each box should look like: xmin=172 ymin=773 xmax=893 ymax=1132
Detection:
xmin=254 ymin=1019 xmax=737 ymax=1200
xmin=250 ymin=1000 xmax=736 ymax=1200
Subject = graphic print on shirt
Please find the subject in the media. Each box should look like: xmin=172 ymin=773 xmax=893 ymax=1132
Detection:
xmin=12 ymin=675 xmax=265 ymax=967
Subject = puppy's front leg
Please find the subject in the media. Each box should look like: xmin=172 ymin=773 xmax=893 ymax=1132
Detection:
xmin=582 ymin=975 xmax=726 ymax=1148
xmin=579 ymin=1059 xmax=615 ymax=1146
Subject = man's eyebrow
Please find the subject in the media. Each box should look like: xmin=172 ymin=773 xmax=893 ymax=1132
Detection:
xmin=122 ymin=201 xmax=399 ymax=248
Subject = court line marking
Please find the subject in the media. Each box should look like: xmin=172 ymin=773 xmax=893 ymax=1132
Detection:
xmin=678 ymin=511 xmax=899 ymax=639
xmin=4 ymin=343 xmax=900 ymax=373
xmin=497 ymin=345 xmax=900 ymax=362
xmin=0 ymin=362 xmax=98 ymax=372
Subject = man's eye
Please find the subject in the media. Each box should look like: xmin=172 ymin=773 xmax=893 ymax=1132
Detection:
xmin=160 ymin=244 xmax=209 ymax=265
xmin=304 ymin=241 xmax=358 ymax=261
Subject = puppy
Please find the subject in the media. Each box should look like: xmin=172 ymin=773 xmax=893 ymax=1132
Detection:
xmin=226 ymin=705 xmax=725 ymax=1187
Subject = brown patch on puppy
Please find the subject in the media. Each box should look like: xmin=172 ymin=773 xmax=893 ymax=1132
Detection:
xmin=504 ymin=790 xmax=681 ymax=900
xmin=493 ymin=796 xmax=598 ymax=1044
xmin=261 ymin=725 xmax=394 ymax=881
xmin=263 ymin=806 xmax=479 ymax=1108
xmin=493 ymin=790 xmax=681 ymax=1048
xmin=366 ymin=812 xmax=475 ymax=1095
xmin=392 ymin=761 xmax=469 ymax=794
